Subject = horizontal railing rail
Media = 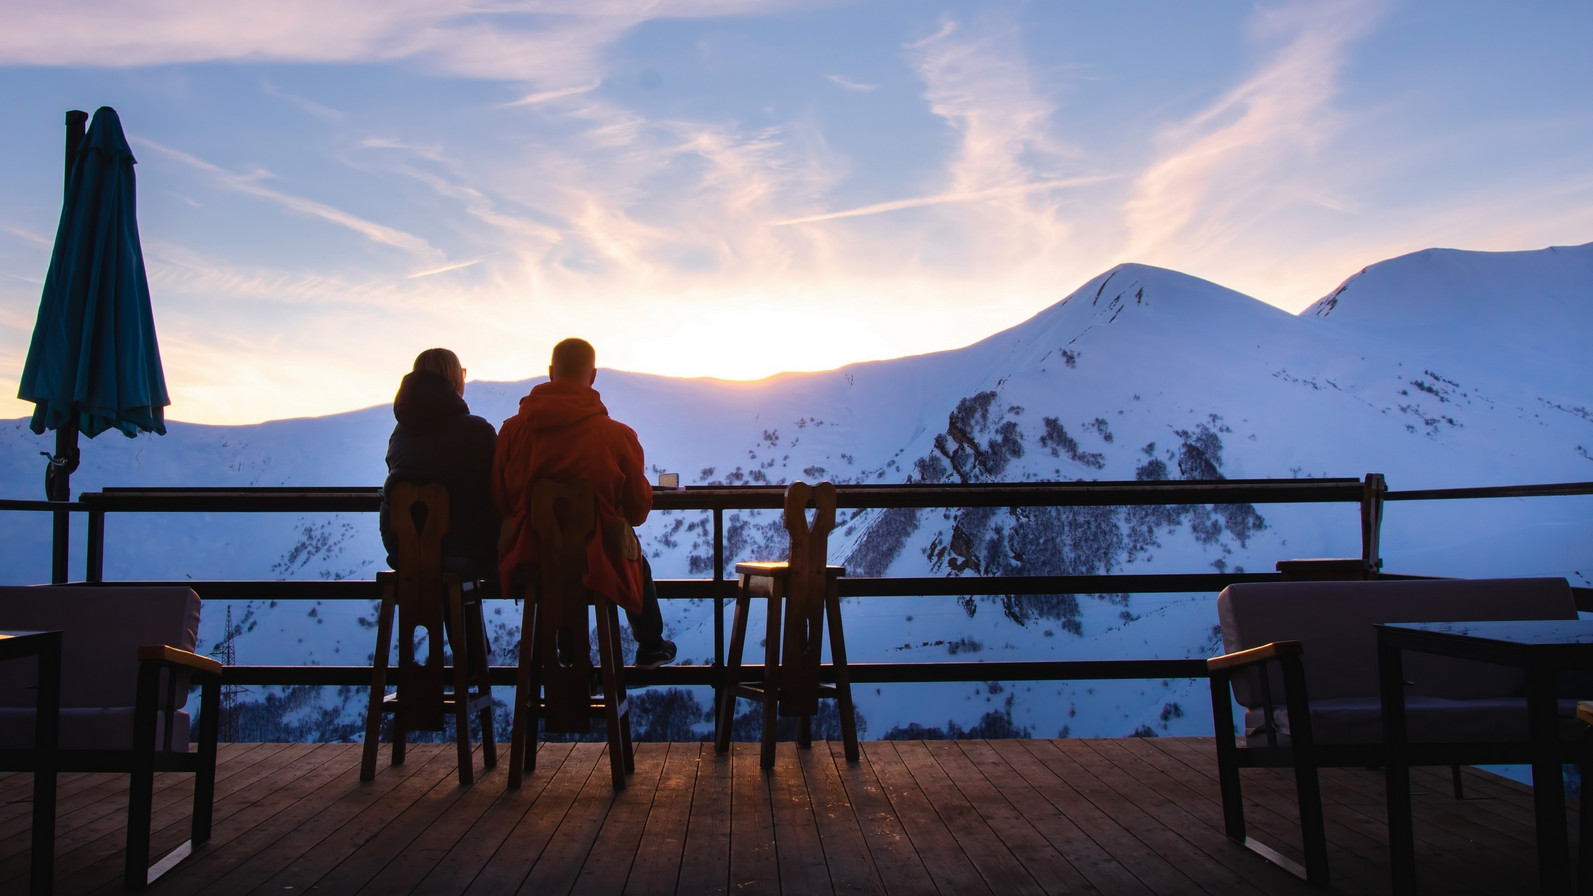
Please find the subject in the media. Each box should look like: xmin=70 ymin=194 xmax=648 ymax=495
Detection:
xmin=2 ymin=476 xmax=1588 ymax=696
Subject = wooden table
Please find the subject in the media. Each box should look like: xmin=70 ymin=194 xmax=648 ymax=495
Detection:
xmin=0 ymin=629 xmax=63 ymax=896
xmin=1378 ymin=619 xmax=1593 ymax=894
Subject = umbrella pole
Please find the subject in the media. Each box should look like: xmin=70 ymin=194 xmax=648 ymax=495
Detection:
xmin=48 ymin=110 xmax=88 ymax=584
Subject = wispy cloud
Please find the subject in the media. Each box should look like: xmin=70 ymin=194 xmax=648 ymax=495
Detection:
xmin=134 ymin=137 xmax=445 ymax=264
xmin=771 ymin=176 xmax=1115 ymax=226
xmin=503 ymin=82 xmax=603 ymax=107
xmin=261 ymin=80 xmax=346 ymax=121
xmin=1120 ymin=0 xmax=1385 ymax=261
xmin=405 ymin=258 xmax=485 ymax=279
xmin=826 ymin=74 xmax=878 ymax=92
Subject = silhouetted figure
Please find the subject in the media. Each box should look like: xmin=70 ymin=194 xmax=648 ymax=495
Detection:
xmin=380 ymin=348 xmax=500 ymax=579
xmin=494 ymin=338 xmax=675 ymax=668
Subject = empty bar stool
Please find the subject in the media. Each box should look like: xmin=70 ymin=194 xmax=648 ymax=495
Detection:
xmin=715 ymin=480 xmax=859 ymax=767
xmin=362 ymin=481 xmax=496 ymax=785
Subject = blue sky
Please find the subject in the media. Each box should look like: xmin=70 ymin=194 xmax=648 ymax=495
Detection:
xmin=1 ymin=0 xmax=1589 ymax=425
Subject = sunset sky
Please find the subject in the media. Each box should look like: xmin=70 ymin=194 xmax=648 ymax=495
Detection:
xmin=1 ymin=0 xmax=1589 ymax=425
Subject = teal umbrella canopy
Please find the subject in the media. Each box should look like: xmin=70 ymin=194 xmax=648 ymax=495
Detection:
xmin=18 ymin=106 xmax=169 ymax=440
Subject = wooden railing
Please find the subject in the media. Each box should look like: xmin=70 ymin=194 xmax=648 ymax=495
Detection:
xmin=2 ymin=475 xmax=1590 ymax=692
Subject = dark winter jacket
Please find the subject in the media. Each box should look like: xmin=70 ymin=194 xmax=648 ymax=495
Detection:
xmin=379 ymin=370 xmax=500 ymax=577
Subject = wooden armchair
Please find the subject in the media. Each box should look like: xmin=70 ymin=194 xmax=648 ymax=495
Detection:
xmin=507 ymin=478 xmax=634 ymax=790
xmin=1208 ymin=576 xmax=1582 ymax=885
xmin=363 ymin=481 xmax=496 ymax=785
xmin=0 ymin=585 xmax=221 ymax=891
xmin=715 ymin=480 xmax=858 ymax=767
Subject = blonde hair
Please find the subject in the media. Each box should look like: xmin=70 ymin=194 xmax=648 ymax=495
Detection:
xmin=412 ymin=348 xmax=464 ymax=394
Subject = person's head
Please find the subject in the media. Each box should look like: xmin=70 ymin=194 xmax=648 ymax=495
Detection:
xmin=412 ymin=347 xmax=465 ymax=396
xmin=548 ymin=337 xmax=597 ymax=385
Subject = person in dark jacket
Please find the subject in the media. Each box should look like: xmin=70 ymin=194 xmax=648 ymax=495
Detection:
xmin=379 ymin=348 xmax=500 ymax=579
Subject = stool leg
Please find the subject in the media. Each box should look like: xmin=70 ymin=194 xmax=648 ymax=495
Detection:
xmin=595 ymin=602 xmax=629 ymax=789
xmin=447 ymin=583 xmax=474 ymax=785
xmin=825 ymin=573 xmax=859 ymax=762
xmin=470 ymin=596 xmax=497 ymax=769
xmin=716 ymin=580 xmax=753 ymax=753
xmin=762 ymin=580 xmax=784 ymax=769
xmin=362 ymin=583 xmax=397 ymax=781
xmin=508 ymin=594 xmax=538 ymax=789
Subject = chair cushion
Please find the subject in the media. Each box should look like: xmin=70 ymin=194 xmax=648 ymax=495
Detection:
xmin=0 ymin=585 xmax=202 ymax=711
xmin=0 ymin=706 xmax=191 ymax=751
xmin=1244 ymin=697 xmax=1586 ymax=746
xmin=1218 ymin=577 xmax=1575 ymax=708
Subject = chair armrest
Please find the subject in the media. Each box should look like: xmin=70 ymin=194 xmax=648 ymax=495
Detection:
xmin=137 ymin=645 xmax=223 ymax=678
xmin=1207 ymin=640 xmax=1302 ymax=673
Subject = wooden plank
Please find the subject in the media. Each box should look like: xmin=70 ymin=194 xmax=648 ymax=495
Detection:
xmin=309 ymin=744 xmax=496 ymax=894
xmin=5 ymin=743 xmax=301 ymax=893
xmin=1140 ymin=736 xmax=1394 ymax=893
xmin=53 ymin=742 xmax=309 ymax=893
xmin=90 ymin=742 xmax=358 ymax=896
xmin=622 ymin=742 xmax=700 ymax=896
xmin=408 ymin=741 xmax=573 ymax=896
xmin=1151 ymin=737 xmax=1529 ymax=896
xmin=768 ymin=743 xmax=829 ymax=895
xmin=0 ymin=738 xmax=1578 ymax=896
xmin=797 ymin=742 xmax=884 ymax=896
xmin=1000 ymin=738 xmax=1193 ymax=894
xmin=463 ymin=741 xmax=602 ymax=894
xmin=1081 ymin=738 xmax=1316 ymax=894
xmin=563 ymin=743 xmax=669 ymax=895
xmin=952 ymin=740 xmax=1115 ymax=895
xmin=513 ymin=741 xmax=618 ymax=895
xmin=727 ymin=741 xmax=779 ymax=894
xmin=1036 ymin=738 xmax=1268 ymax=895
xmin=674 ymin=741 xmax=731 ymax=896
xmin=864 ymin=741 xmax=991 ymax=895
xmin=978 ymin=740 xmax=1151 ymax=894
xmin=823 ymin=741 xmax=933 ymax=895
xmin=169 ymin=744 xmax=452 ymax=896
xmin=901 ymin=740 xmax=1046 ymax=894
xmin=241 ymin=745 xmax=472 ymax=895
xmin=1153 ymin=737 xmax=1398 ymax=877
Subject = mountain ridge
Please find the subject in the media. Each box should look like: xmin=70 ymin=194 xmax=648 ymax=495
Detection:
xmin=0 ymin=240 xmax=1587 ymax=743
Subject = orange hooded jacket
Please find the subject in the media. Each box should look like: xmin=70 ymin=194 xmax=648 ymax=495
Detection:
xmin=492 ymin=380 xmax=652 ymax=612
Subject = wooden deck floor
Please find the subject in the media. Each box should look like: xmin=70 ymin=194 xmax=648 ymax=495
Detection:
xmin=0 ymin=737 xmax=1574 ymax=895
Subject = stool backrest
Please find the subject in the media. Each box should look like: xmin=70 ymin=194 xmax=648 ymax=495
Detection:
xmin=388 ymin=481 xmax=450 ymax=730
xmin=781 ymin=480 xmax=835 ymax=715
xmin=529 ymin=478 xmax=598 ymax=733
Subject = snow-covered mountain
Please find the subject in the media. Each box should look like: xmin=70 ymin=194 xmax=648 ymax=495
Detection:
xmin=2 ymin=242 xmax=1589 ymax=742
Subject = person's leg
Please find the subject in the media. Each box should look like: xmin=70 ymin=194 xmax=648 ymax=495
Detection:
xmin=625 ymin=556 xmax=665 ymax=649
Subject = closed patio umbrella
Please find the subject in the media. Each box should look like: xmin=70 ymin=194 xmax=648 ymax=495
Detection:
xmin=17 ymin=107 xmax=169 ymax=581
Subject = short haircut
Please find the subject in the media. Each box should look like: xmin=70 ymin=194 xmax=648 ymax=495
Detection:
xmin=550 ymin=338 xmax=596 ymax=379
xmin=412 ymin=347 xmax=464 ymax=393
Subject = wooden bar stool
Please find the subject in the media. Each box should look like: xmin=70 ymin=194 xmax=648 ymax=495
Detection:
xmin=715 ymin=481 xmax=859 ymax=767
xmin=508 ymin=479 xmax=634 ymax=790
xmin=362 ymin=481 xmax=496 ymax=785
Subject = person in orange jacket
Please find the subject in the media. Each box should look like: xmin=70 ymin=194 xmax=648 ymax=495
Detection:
xmin=493 ymin=337 xmax=676 ymax=669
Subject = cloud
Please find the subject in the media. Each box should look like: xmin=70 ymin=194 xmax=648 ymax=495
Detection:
xmin=261 ymin=80 xmax=346 ymax=121
xmin=405 ymin=258 xmax=485 ymax=279
xmin=503 ymin=82 xmax=603 ymax=107
xmin=1119 ymin=0 xmax=1385 ymax=261
xmin=826 ymin=74 xmax=878 ymax=92
xmin=134 ymin=137 xmax=446 ymax=264
xmin=770 ymin=175 xmax=1115 ymax=226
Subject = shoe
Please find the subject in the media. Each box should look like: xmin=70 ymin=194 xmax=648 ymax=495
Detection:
xmin=634 ymin=639 xmax=676 ymax=670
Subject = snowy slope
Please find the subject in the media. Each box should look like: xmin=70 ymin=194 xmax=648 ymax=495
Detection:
xmin=0 ymin=242 xmax=1588 ymax=742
